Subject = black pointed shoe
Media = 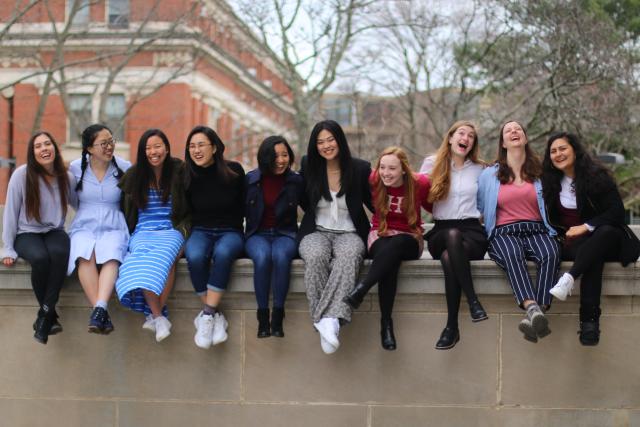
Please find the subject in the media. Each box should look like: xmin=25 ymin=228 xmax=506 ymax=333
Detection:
xmin=469 ymin=300 xmax=488 ymax=322
xmin=343 ymin=282 xmax=369 ymax=309
xmin=380 ymin=318 xmax=397 ymax=351
xmin=271 ymin=307 xmax=285 ymax=338
xmin=257 ymin=308 xmax=271 ymax=338
xmin=435 ymin=326 xmax=460 ymax=350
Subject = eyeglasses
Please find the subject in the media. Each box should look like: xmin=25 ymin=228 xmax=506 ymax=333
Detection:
xmin=188 ymin=143 xmax=212 ymax=151
xmin=93 ymin=138 xmax=116 ymax=149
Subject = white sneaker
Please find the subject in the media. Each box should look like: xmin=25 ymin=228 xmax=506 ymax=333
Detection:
xmin=154 ymin=316 xmax=172 ymax=342
xmin=142 ymin=314 xmax=156 ymax=332
xmin=211 ymin=312 xmax=228 ymax=345
xmin=314 ymin=317 xmax=340 ymax=350
xmin=193 ymin=310 xmax=203 ymax=329
xmin=320 ymin=335 xmax=338 ymax=354
xmin=194 ymin=313 xmax=214 ymax=349
xmin=549 ymin=272 xmax=575 ymax=301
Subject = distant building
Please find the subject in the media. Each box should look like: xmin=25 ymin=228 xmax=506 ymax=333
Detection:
xmin=0 ymin=0 xmax=296 ymax=201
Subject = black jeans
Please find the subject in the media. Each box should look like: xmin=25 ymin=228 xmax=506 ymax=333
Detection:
xmin=363 ymin=234 xmax=420 ymax=321
xmin=562 ymin=224 xmax=624 ymax=309
xmin=14 ymin=230 xmax=70 ymax=310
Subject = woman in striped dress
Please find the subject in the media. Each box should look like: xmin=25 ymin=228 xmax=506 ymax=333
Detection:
xmin=115 ymin=129 xmax=190 ymax=342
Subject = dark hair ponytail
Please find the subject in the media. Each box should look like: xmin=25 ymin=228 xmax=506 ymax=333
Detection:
xmin=76 ymin=123 xmax=118 ymax=191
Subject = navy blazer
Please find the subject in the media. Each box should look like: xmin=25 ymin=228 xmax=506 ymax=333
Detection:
xmin=297 ymin=155 xmax=373 ymax=246
xmin=244 ymin=168 xmax=304 ymax=239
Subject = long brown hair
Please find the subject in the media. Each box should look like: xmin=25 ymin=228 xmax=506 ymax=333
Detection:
xmin=25 ymin=131 xmax=70 ymax=222
xmin=428 ymin=120 xmax=482 ymax=203
xmin=495 ymin=120 xmax=542 ymax=184
xmin=372 ymin=146 xmax=419 ymax=236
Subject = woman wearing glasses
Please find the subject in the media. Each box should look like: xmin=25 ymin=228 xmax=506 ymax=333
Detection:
xmin=184 ymin=126 xmax=245 ymax=350
xmin=68 ymin=124 xmax=130 ymax=333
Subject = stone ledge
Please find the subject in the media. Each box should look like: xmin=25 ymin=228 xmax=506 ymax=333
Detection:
xmin=0 ymin=257 xmax=637 ymax=296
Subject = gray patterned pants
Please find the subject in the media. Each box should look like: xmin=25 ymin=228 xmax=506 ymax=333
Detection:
xmin=298 ymin=230 xmax=365 ymax=323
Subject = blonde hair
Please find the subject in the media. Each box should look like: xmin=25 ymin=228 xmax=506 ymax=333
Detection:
xmin=372 ymin=146 xmax=419 ymax=236
xmin=428 ymin=120 xmax=482 ymax=203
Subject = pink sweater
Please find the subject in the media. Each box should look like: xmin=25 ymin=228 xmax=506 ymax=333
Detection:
xmin=496 ymin=181 xmax=541 ymax=226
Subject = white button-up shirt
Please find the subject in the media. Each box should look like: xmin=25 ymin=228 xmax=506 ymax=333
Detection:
xmin=419 ymin=155 xmax=483 ymax=220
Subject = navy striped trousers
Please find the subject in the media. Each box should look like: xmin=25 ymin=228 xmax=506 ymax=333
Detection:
xmin=488 ymin=221 xmax=560 ymax=307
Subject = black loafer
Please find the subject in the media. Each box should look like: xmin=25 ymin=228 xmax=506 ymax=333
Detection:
xmin=435 ymin=327 xmax=460 ymax=350
xmin=469 ymin=300 xmax=488 ymax=322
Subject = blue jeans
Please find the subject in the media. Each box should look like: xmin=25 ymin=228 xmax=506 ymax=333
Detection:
xmin=184 ymin=227 xmax=244 ymax=294
xmin=244 ymin=230 xmax=298 ymax=309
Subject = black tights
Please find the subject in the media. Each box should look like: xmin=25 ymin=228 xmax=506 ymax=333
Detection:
xmin=428 ymin=226 xmax=487 ymax=328
xmin=362 ymin=234 xmax=420 ymax=321
xmin=563 ymin=224 xmax=624 ymax=309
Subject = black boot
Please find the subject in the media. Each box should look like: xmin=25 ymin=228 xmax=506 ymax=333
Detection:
xmin=34 ymin=309 xmax=62 ymax=335
xmin=579 ymin=305 xmax=601 ymax=346
xmin=257 ymin=308 xmax=271 ymax=338
xmin=468 ymin=300 xmax=488 ymax=322
xmin=343 ymin=282 xmax=370 ymax=309
xmin=33 ymin=305 xmax=54 ymax=345
xmin=380 ymin=318 xmax=396 ymax=351
xmin=271 ymin=307 xmax=285 ymax=338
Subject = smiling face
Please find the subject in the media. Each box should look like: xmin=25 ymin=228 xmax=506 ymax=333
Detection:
xmin=501 ymin=121 xmax=527 ymax=150
xmin=33 ymin=134 xmax=56 ymax=170
xmin=378 ymin=154 xmax=404 ymax=188
xmin=272 ymin=143 xmax=290 ymax=175
xmin=316 ymin=129 xmax=339 ymax=162
xmin=449 ymin=125 xmax=476 ymax=160
xmin=145 ymin=135 xmax=168 ymax=170
xmin=88 ymin=128 xmax=115 ymax=163
xmin=549 ymin=137 xmax=576 ymax=177
xmin=188 ymin=132 xmax=215 ymax=168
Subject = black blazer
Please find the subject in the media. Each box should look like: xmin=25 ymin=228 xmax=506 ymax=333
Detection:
xmin=297 ymin=156 xmax=373 ymax=247
xmin=547 ymin=174 xmax=639 ymax=265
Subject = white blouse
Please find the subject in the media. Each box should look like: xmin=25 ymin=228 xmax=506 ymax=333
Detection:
xmin=559 ymin=175 xmax=577 ymax=209
xmin=419 ymin=155 xmax=483 ymax=220
xmin=315 ymin=190 xmax=356 ymax=232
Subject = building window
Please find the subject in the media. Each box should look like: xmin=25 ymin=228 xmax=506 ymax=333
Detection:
xmin=323 ymin=97 xmax=354 ymax=127
xmin=108 ymin=0 xmax=129 ymax=29
xmin=67 ymin=0 xmax=90 ymax=26
xmin=68 ymin=94 xmax=92 ymax=142
xmin=104 ymin=94 xmax=126 ymax=141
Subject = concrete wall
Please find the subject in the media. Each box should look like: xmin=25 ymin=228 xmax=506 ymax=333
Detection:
xmin=1 ymin=258 xmax=639 ymax=427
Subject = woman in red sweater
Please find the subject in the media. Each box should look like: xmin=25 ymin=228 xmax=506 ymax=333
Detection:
xmin=344 ymin=146 xmax=431 ymax=350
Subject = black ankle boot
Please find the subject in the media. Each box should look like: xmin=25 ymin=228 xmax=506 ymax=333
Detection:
xmin=271 ymin=307 xmax=285 ymax=338
xmin=469 ymin=300 xmax=488 ymax=322
xmin=435 ymin=326 xmax=460 ymax=350
xmin=257 ymin=308 xmax=271 ymax=338
xmin=380 ymin=318 xmax=396 ymax=351
xmin=34 ymin=306 xmax=54 ymax=345
xmin=34 ymin=309 xmax=62 ymax=335
xmin=343 ymin=282 xmax=370 ymax=309
xmin=579 ymin=306 xmax=601 ymax=346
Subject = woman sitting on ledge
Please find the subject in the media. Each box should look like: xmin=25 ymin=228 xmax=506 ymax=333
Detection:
xmin=116 ymin=129 xmax=189 ymax=343
xmin=1 ymin=131 xmax=75 ymax=344
xmin=542 ymin=132 xmax=639 ymax=346
xmin=344 ymin=146 xmax=431 ymax=351
xmin=420 ymin=120 xmax=488 ymax=350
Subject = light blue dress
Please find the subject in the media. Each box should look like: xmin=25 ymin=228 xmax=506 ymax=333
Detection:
xmin=67 ymin=156 xmax=132 ymax=275
xmin=115 ymin=189 xmax=184 ymax=315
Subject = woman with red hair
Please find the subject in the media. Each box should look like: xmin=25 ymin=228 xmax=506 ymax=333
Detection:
xmin=343 ymin=146 xmax=431 ymax=350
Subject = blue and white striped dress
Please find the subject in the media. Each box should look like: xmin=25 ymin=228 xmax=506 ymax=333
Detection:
xmin=116 ymin=189 xmax=184 ymax=315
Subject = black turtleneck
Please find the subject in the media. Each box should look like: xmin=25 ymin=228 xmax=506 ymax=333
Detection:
xmin=187 ymin=160 xmax=245 ymax=230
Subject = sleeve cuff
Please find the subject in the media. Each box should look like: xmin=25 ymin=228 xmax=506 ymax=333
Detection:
xmin=584 ymin=223 xmax=595 ymax=232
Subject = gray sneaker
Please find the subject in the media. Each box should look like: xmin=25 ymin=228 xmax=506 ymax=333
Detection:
xmin=518 ymin=316 xmax=538 ymax=343
xmin=527 ymin=303 xmax=551 ymax=339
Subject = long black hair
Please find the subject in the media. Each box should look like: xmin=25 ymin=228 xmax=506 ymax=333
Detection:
xmin=132 ymin=128 xmax=174 ymax=209
xmin=25 ymin=131 xmax=69 ymax=222
xmin=76 ymin=124 xmax=124 ymax=191
xmin=542 ymin=132 xmax=613 ymax=205
xmin=257 ymin=135 xmax=294 ymax=175
xmin=306 ymin=119 xmax=353 ymax=202
xmin=183 ymin=125 xmax=237 ymax=189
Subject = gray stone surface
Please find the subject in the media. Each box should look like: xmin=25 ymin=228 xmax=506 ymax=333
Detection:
xmin=0 ymin=399 xmax=116 ymax=427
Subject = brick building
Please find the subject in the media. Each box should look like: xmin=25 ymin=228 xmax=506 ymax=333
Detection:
xmin=0 ymin=0 xmax=297 ymax=201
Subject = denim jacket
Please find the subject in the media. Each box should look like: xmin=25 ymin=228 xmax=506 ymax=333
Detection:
xmin=244 ymin=168 xmax=304 ymax=239
xmin=477 ymin=164 xmax=556 ymax=238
